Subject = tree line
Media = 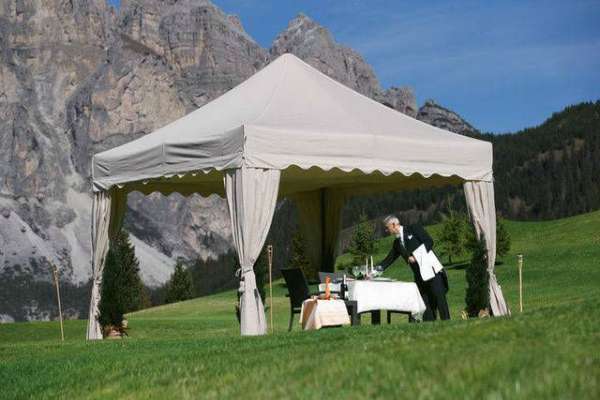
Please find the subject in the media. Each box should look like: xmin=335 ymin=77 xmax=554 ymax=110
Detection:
xmin=343 ymin=101 xmax=600 ymax=226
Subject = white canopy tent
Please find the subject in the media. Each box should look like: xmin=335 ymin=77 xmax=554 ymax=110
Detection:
xmin=87 ymin=54 xmax=509 ymax=340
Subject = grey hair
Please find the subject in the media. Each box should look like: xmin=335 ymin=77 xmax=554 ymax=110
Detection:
xmin=383 ymin=215 xmax=399 ymax=226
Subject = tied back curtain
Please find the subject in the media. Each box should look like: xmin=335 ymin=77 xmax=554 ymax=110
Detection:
xmin=86 ymin=189 xmax=127 ymax=340
xmin=464 ymin=181 xmax=510 ymax=316
xmin=225 ymin=167 xmax=281 ymax=335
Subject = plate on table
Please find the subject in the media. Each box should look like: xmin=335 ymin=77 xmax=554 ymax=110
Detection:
xmin=371 ymin=277 xmax=394 ymax=282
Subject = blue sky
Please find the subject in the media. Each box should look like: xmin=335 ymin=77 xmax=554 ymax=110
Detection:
xmin=108 ymin=0 xmax=600 ymax=133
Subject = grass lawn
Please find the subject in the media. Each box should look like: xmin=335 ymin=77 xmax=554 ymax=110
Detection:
xmin=1 ymin=211 xmax=600 ymax=399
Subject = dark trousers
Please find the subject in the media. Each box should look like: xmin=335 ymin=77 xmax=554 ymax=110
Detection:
xmin=417 ymin=273 xmax=450 ymax=321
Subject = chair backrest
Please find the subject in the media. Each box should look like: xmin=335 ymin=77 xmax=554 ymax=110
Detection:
xmin=281 ymin=268 xmax=311 ymax=309
xmin=318 ymin=283 xmax=342 ymax=294
xmin=318 ymin=271 xmax=345 ymax=283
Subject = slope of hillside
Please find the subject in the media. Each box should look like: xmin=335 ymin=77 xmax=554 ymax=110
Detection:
xmin=343 ymin=100 xmax=600 ymax=228
xmin=1 ymin=212 xmax=599 ymax=398
xmin=490 ymin=101 xmax=600 ymax=219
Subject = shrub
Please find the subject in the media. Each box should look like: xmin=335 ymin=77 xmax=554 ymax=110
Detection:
xmin=98 ymin=230 xmax=146 ymax=331
xmin=288 ymin=230 xmax=312 ymax=277
xmin=165 ymin=259 xmax=194 ymax=304
xmin=465 ymin=236 xmax=490 ymax=317
xmin=439 ymin=210 xmax=467 ymax=264
xmin=348 ymin=213 xmax=376 ymax=265
xmin=496 ymin=218 xmax=511 ymax=258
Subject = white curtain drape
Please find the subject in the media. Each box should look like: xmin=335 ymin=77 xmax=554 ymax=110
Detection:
xmin=86 ymin=189 xmax=127 ymax=340
xmin=225 ymin=167 xmax=281 ymax=335
xmin=464 ymin=181 xmax=510 ymax=316
xmin=291 ymin=189 xmax=346 ymax=277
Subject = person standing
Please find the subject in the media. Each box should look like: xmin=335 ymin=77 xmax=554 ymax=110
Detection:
xmin=377 ymin=215 xmax=450 ymax=321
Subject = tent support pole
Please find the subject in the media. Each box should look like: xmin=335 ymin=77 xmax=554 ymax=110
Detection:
xmin=320 ymin=189 xmax=334 ymax=272
xmin=52 ymin=264 xmax=64 ymax=342
xmin=268 ymin=244 xmax=274 ymax=333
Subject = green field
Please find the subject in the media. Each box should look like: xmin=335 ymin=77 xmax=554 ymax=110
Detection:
xmin=1 ymin=211 xmax=600 ymax=399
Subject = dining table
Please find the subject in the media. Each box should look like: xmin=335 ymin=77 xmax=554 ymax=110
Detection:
xmin=345 ymin=278 xmax=426 ymax=322
xmin=299 ymin=298 xmax=351 ymax=330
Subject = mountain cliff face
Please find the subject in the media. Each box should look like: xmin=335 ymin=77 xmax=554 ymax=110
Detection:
xmin=0 ymin=0 xmax=117 ymax=320
xmin=271 ymin=13 xmax=418 ymax=117
xmin=0 ymin=1 xmax=112 ymax=278
xmin=417 ymin=99 xmax=477 ymax=135
xmin=70 ymin=0 xmax=269 ymax=268
xmin=0 ymin=0 xmax=474 ymax=321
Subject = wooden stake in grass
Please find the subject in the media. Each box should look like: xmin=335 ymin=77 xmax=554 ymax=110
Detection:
xmin=517 ymin=254 xmax=524 ymax=313
xmin=267 ymin=244 xmax=274 ymax=334
xmin=52 ymin=264 xmax=65 ymax=342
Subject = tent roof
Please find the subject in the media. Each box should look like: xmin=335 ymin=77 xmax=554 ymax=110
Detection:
xmin=92 ymin=53 xmax=493 ymax=193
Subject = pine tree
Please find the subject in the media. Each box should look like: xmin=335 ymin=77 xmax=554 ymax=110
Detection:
xmin=439 ymin=210 xmax=466 ymax=264
xmin=118 ymin=231 xmax=146 ymax=314
xmin=348 ymin=213 xmax=376 ymax=265
xmin=288 ymin=230 xmax=312 ymax=277
xmin=465 ymin=236 xmax=490 ymax=317
xmin=496 ymin=218 xmax=511 ymax=258
xmin=98 ymin=230 xmax=146 ymax=331
xmin=254 ymin=247 xmax=268 ymax=305
xmin=98 ymin=245 xmax=125 ymax=330
xmin=165 ymin=259 xmax=194 ymax=304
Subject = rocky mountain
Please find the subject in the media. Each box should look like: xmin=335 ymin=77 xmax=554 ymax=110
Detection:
xmin=417 ymin=99 xmax=478 ymax=135
xmin=0 ymin=0 xmax=474 ymax=322
xmin=271 ymin=13 xmax=418 ymax=117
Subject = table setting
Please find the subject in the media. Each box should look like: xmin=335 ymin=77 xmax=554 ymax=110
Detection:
xmin=301 ymin=257 xmax=426 ymax=330
xmin=321 ymin=257 xmax=426 ymax=318
xmin=300 ymin=276 xmax=351 ymax=330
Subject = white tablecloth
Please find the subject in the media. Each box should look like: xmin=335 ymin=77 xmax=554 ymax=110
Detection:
xmin=346 ymin=280 xmax=426 ymax=316
xmin=300 ymin=298 xmax=351 ymax=330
